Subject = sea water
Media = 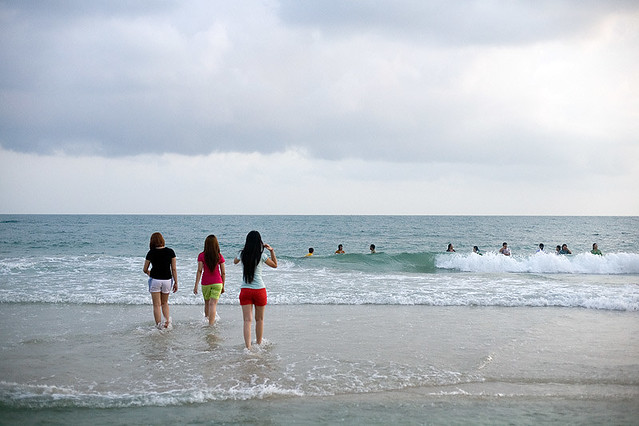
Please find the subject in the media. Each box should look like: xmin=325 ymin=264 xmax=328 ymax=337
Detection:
xmin=0 ymin=215 xmax=638 ymax=424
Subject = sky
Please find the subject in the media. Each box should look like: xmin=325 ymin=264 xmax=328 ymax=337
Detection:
xmin=1 ymin=0 xmax=638 ymax=215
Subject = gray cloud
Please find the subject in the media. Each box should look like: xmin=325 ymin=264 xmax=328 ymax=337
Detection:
xmin=277 ymin=0 xmax=638 ymax=45
xmin=1 ymin=0 xmax=637 ymax=172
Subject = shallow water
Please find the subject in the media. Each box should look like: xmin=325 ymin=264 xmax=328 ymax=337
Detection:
xmin=1 ymin=215 xmax=638 ymax=423
xmin=0 ymin=304 xmax=637 ymax=424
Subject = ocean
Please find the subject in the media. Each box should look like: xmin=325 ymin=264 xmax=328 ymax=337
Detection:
xmin=1 ymin=215 xmax=638 ymax=424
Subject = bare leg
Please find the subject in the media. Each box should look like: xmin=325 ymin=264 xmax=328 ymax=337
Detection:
xmin=242 ymin=304 xmax=253 ymax=349
xmin=254 ymin=305 xmax=265 ymax=345
xmin=204 ymin=298 xmax=210 ymax=319
xmin=208 ymin=298 xmax=219 ymax=326
xmin=161 ymin=293 xmax=170 ymax=327
xmin=151 ymin=292 xmax=162 ymax=326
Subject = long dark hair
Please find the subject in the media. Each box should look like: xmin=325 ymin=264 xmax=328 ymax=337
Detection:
xmin=240 ymin=230 xmax=263 ymax=284
xmin=203 ymin=234 xmax=220 ymax=272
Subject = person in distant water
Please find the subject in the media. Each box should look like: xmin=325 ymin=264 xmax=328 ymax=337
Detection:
xmin=446 ymin=243 xmax=455 ymax=252
xmin=499 ymin=242 xmax=511 ymax=256
xmin=234 ymin=231 xmax=277 ymax=350
xmin=555 ymin=245 xmax=561 ymax=255
xmin=559 ymin=244 xmax=572 ymax=255
xmin=473 ymin=246 xmax=482 ymax=255
xmin=306 ymin=248 xmax=314 ymax=257
xmin=193 ymin=235 xmax=225 ymax=326
xmin=369 ymin=244 xmax=376 ymax=254
xmin=335 ymin=244 xmax=345 ymax=254
xmin=143 ymin=232 xmax=178 ymax=329
xmin=537 ymin=243 xmax=545 ymax=253
xmin=591 ymin=243 xmax=602 ymax=255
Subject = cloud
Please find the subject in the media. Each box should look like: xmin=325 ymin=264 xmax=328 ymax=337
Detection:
xmin=1 ymin=146 xmax=638 ymax=215
xmin=277 ymin=0 xmax=639 ymax=45
xmin=0 ymin=0 xmax=637 ymax=184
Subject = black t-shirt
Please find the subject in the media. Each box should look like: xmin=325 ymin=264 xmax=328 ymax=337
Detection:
xmin=145 ymin=247 xmax=176 ymax=280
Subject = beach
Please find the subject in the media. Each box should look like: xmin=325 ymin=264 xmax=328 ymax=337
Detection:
xmin=1 ymin=214 xmax=638 ymax=424
xmin=1 ymin=304 xmax=637 ymax=424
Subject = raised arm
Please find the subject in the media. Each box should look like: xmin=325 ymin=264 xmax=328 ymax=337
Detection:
xmin=264 ymin=244 xmax=277 ymax=268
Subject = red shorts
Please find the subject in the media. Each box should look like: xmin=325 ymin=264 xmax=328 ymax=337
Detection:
xmin=239 ymin=287 xmax=267 ymax=306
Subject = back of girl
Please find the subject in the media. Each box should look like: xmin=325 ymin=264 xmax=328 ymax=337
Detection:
xmin=233 ymin=230 xmax=277 ymax=350
xmin=143 ymin=232 xmax=178 ymax=329
xmin=193 ymin=235 xmax=225 ymax=326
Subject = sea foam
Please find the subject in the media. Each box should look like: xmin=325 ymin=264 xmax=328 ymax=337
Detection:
xmin=435 ymin=252 xmax=639 ymax=275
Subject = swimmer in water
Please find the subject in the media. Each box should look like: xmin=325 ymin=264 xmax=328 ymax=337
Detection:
xmin=499 ymin=242 xmax=511 ymax=256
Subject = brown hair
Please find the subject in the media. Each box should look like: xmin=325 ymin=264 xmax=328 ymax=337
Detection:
xmin=203 ymin=234 xmax=220 ymax=272
xmin=149 ymin=232 xmax=165 ymax=249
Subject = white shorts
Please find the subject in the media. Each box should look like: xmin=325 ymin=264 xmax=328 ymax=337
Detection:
xmin=148 ymin=278 xmax=172 ymax=294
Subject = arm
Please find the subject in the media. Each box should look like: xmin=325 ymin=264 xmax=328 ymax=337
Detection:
xmin=143 ymin=259 xmax=151 ymax=276
xmin=220 ymin=262 xmax=226 ymax=293
xmin=264 ymin=244 xmax=277 ymax=268
xmin=194 ymin=261 xmax=203 ymax=294
xmin=171 ymin=257 xmax=178 ymax=293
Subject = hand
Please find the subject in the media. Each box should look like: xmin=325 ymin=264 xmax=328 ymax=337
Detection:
xmin=263 ymin=243 xmax=273 ymax=251
xmin=193 ymin=287 xmax=198 ymax=295
xmin=173 ymin=282 xmax=178 ymax=293
xmin=221 ymin=285 xmax=225 ymax=294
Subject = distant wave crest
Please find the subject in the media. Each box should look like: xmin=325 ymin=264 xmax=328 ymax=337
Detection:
xmin=435 ymin=252 xmax=639 ymax=275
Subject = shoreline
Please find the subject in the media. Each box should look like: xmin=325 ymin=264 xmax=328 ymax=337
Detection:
xmin=1 ymin=304 xmax=637 ymax=424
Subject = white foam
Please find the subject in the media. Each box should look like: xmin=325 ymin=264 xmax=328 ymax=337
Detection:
xmin=435 ymin=252 xmax=639 ymax=275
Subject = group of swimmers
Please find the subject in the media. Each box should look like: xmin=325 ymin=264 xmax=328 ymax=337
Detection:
xmin=446 ymin=242 xmax=603 ymax=256
xmin=144 ymin=230 xmax=276 ymax=350
xmin=305 ymin=244 xmax=376 ymax=256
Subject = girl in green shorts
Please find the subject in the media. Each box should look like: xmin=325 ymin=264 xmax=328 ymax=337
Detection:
xmin=194 ymin=235 xmax=225 ymax=326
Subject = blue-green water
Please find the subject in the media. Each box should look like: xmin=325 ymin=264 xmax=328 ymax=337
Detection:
xmin=1 ymin=215 xmax=638 ymax=308
xmin=1 ymin=215 xmax=638 ymax=424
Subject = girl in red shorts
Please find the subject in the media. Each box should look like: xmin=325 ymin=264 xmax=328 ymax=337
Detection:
xmin=234 ymin=230 xmax=277 ymax=350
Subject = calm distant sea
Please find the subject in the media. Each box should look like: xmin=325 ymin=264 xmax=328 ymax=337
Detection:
xmin=1 ymin=215 xmax=638 ymax=424
xmin=1 ymin=215 xmax=638 ymax=309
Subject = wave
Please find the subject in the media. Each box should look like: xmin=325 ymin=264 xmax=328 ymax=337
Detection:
xmin=286 ymin=251 xmax=639 ymax=275
xmin=435 ymin=252 xmax=639 ymax=275
xmin=0 ymin=362 xmax=477 ymax=408
xmin=1 ymin=252 xmax=638 ymax=310
xmin=290 ymin=252 xmax=439 ymax=273
xmin=0 ymin=380 xmax=303 ymax=409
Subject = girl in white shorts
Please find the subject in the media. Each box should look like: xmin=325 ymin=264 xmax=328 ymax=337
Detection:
xmin=143 ymin=232 xmax=178 ymax=329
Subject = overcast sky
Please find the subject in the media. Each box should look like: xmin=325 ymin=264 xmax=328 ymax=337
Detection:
xmin=1 ymin=0 xmax=637 ymax=214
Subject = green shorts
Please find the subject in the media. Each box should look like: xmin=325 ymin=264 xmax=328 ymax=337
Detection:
xmin=202 ymin=283 xmax=223 ymax=301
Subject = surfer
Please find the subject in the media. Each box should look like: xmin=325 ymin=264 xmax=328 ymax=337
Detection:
xmin=473 ymin=246 xmax=482 ymax=255
xmin=446 ymin=243 xmax=455 ymax=252
xmin=335 ymin=244 xmax=345 ymax=254
xmin=591 ymin=243 xmax=602 ymax=255
xmin=537 ymin=243 xmax=545 ymax=253
xmin=306 ymin=248 xmax=314 ymax=257
xmin=370 ymin=244 xmax=376 ymax=253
